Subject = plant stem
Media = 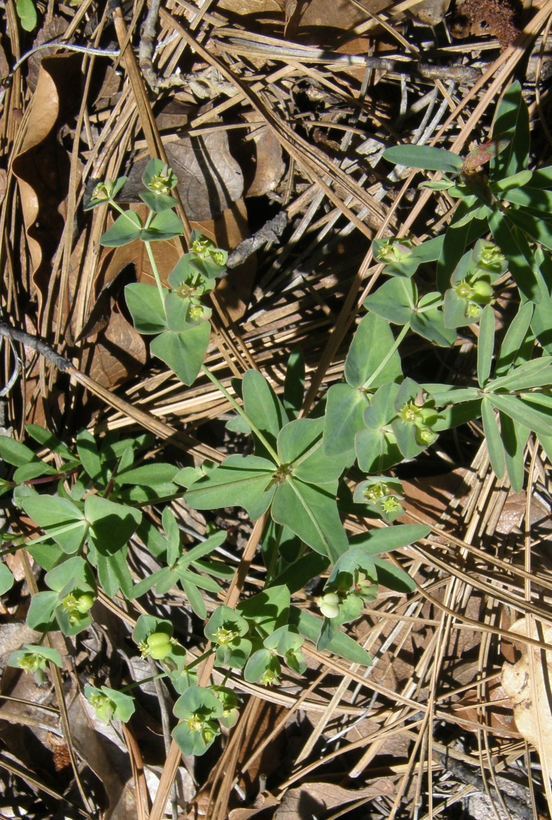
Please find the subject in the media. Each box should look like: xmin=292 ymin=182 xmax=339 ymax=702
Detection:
xmin=201 ymin=366 xmax=280 ymax=463
xmin=363 ymin=323 xmax=410 ymax=390
xmin=144 ymin=240 xmax=168 ymax=310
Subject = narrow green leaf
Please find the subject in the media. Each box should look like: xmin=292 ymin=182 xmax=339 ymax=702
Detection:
xmin=283 ymin=351 xmax=305 ymax=416
xmin=374 ymin=558 xmax=416 ymax=593
xmin=350 ymin=524 xmax=430 ymax=556
xmin=481 ymin=398 xmax=506 ymax=478
xmin=488 ymin=357 xmax=552 ymax=392
xmin=501 ymin=414 xmax=528 ymax=492
xmin=495 ymin=302 xmax=534 ymax=375
xmin=491 ymin=81 xmax=529 ymax=178
xmin=490 ymin=394 xmax=551 ymax=438
xmin=477 ymin=305 xmax=495 ymax=387
xmin=383 ymin=145 xmax=463 ymax=173
xmin=292 ymin=608 xmax=372 ymax=666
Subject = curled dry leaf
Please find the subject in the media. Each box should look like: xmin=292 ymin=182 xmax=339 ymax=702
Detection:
xmin=501 ymin=617 xmax=552 ymax=769
xmin=274 ymin=780 xmax=394 ymax=818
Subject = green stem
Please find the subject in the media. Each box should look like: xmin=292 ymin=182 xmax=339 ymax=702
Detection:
xmin=144 ymin=240 xmax=168 ymax=312
xmin=363 ymin=323 xmax=410 ymax=390
xmin=201 ymin=366 xmax=281 ymax=464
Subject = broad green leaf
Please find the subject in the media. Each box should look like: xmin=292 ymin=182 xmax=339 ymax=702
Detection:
xmin=495 ymin=302 xmax=534 ymax=375
xmin=14 ymin=488 xmax=87 ymax=554
xmin=26 ymin=591 xmax=58 ymax=631
xmin=0 ymin=562 xmax=14 ymax=595
xmin=477 ymin=305 xmax=495 ymax=386
xmin=163 ymin=291 xmax=190 ymax=332
xmin=0 ymin=435 xmax=35 ymax=466
xmin=85 ymin=496 xmax=141 ymax=553
xmin=185 ymin=454 xmax=276 ymax=520
xmin=124 ymin=283 xmax=167 ymax=334
xmin=490 ymin=394 xmax=551 ymax=438
xmin=242 ymin=370 xmax=286 ymax=450
xmin=244 ymin=648 xmax=273 ymax=683
xmin=16 ymin=0 xmax=38 ymax=30
xmin=13 ymin=461 xmax=57 ymax=483
xmin=45 ymin=555 xmax=92 ymax=593
xmin=270 ymin=552 xmax=328 ymax=594
xmin=272 ymin=479 xmax=348 ymax=561
xmin=292 ymin=608 xmax=372 ymax=666
xmin=383 ymin=145 xmax=463 ymax=174
xmin=278 ymin=418 xmax=344 ymax=484
xmin=141 ymin=209 xmax=184 ymax=242
xmin=364 ymin=278 xmax=416 ymax=325
xmin=151 ymin=322 xmax=210 ymax=385
xmin=76 ymin=430 xmax=104 ymax=482
xmin=239 ymin=585 xmax=290 ymax=631
xmin=437 ymin=215 xmax=487 ymax=293
xmin=323 ymin=383 xmax=369 ymax=457
xmin=410 ymin=292 xmax=457 ymax=347
xmin=140 ymin=190 xmax=177 ymax=213
xmin=345 ymin=313 xmax=402 ymax=389
xmin=374 ymin=557 xmax=416 ymax=593
xmin=101 ymin=211 xmax=142 ymax=247
xmin=25 ymin=424 xmax=73 ymax=459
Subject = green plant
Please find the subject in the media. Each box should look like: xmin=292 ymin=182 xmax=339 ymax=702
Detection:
xmin=3 ymin=81 xmax=551 ymax=760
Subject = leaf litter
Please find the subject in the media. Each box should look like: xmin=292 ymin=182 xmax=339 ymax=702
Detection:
xmin=0 ymin=0 xmax=551 ymax=818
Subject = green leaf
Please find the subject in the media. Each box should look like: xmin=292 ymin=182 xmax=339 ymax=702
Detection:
xmin=491 ymin=81 xmax=529 ymax=178
xmin=364 ymin=278 xmax=416 ymax=325
xmin=283 ymin=351 xmax=305 ymax=417
xmin=14 ymin=488 xmax=87 ymax=554
xmin=181 ymin=578 xmax=207 ymax=619
xmin=488 ymin=357 xmax=552 ymax=392
xmin=410 ymin=292 xmax=457 ymax=347
xmin=76 ymin=430 xmax=104 ymax=482
xmin=489 ymin=394 xmax=551 ymax=438
xmin=95 ymin=547 xmax=133 ymax=598
xmin=16 ymin=0 xmax=38 ymax=30
xmin=0 ymin=435 xmax=35 ymax=466
xmin=481 ymin=398 xmax=506 ymax=478
xmin=244 ymin=648 xmax=274 ymax=683
xmin=383 ymin=145 xmax=463 ymax=174
xmin=488 ymin=211 xmax=543 ymax=301
xmin=0 ymin=562 xmax=14 ymax=595
xmin=501 ymin=414 xmax=528 ymax=492
xmin=26 ymin=591 xmax=58 ymax=631
xmin=124 ymin=283 xmax=167 ymax=334
xmin=140 ymin=190 xmax=178 ymax=213
xmin=345 ymin=313 xmax=402 ymax=389
xmin=323 ymin=383 xmax=369 ymax=458
xmin=349 ymin=524 xmax=430 ymax=556
xmin=141 ymin=210 xmax=184 ymax=242
xmin=85 ymin=496 xmax=141 ymax=553
xmin=101 ymin=211 xmax=143 ymax=247
xmin=437 ymin=214 xmax=488 ymax=293
xmin=12 ymin=461 xmax=57 ymax=483
xmin=272 ymin=479 xmax=348 ymax=561
xmin=242 ymin=370 xmax=287 ymax=451
xmin=374 ymin=558 xmax=416 ymax=593
xmin=185 ymin=455 xmax=276 ymax=520
xmin=278 ymin=418 xmax=346 ymax=484
xmin=292 ymin=608 xmax=372 ymax=666
xmin=45 ymin=555 xmax=92 ymax=593
xmin=477 ymin=305 xmax=495 ymax=387
xmin=495 ymin=302 xmax=534 ymax=375
xmin=151 ymin=322 xmax=210 ymax=386
xmin=505 ymin=209 xmax=552 ymax=252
